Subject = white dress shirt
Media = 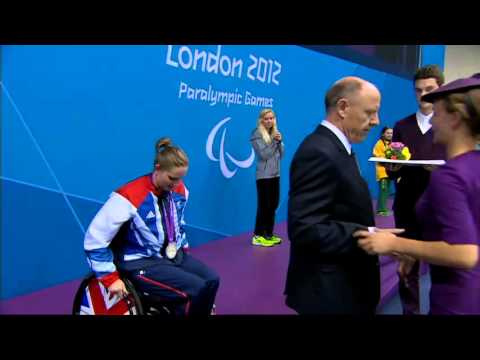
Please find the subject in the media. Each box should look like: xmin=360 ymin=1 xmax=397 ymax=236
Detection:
xmin=321 ymin=120 xmax=352 ymax=155
xmin=416 ymin=110 xmax=433 ymax=135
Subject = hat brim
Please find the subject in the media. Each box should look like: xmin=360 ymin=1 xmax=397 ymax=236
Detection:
xmin=422 ymin=77 xmax=480 ymax=103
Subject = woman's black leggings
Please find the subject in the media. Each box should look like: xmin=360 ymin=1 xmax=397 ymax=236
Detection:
xmin=254 ymin=177 xmax=280 ymax=238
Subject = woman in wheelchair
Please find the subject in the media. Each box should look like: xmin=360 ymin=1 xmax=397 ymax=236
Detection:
xmin=82 ymin=137 xmax=220 ymax=316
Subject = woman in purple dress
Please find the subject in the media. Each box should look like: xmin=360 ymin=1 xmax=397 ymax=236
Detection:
xmin=354 ymin=73 xmax=480 ymax=314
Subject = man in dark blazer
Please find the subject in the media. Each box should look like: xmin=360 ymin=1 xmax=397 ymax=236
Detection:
xmin=285 ymin=76 xmax=384 ymax=314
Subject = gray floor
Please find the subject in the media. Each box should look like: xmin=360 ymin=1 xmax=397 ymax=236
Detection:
xmin=378 ymin=273 xmax=431 ymax=315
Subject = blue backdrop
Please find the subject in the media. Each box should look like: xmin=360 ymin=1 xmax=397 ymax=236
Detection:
xmin=0 ymin=45 xmax=444 ymax=299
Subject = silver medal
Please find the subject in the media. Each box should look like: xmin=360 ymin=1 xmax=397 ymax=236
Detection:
xmin=166 ymin=243 xmax=177 ymax=259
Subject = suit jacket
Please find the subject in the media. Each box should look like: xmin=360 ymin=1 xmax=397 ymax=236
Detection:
xmin=389 ymin=114 xmax=446 ymax=239
xmin=285 ymin=125 xmax=380 ymax=314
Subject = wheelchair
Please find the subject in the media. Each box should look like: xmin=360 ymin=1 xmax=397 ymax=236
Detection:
xmin=72 ymin=272 xmax=176 ymax=316
xmin=74 ymin=225 xmax=181 ymax=315
xmin=75 ymin=228 xmax=216 ymax=316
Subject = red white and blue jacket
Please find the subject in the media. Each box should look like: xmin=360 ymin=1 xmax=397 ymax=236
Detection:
xmin=84 ymin=174 xmax=189 ymax=287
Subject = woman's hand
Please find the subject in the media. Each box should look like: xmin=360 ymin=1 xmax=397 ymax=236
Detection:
xmin=397 ymin=256 xmax=416 ymax=279
xmin=274 ymin=131 xmax=282 ymax=142
xmin=108 ymin=279 xmax=128 ymax=298
xmin=384 ymin=163 xmax=402 ymax=172
xmin=422 ymin=164 xmax=438 ymax=172
xmin=353 ymin=229 xmax=401 ymax=255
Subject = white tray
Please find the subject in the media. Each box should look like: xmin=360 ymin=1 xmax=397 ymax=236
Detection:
xmin=368 ymin=157 xmax=446 ymax=166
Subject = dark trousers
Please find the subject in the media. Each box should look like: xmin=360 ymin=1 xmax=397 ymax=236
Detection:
xmin=119 ymin=250 xmax=220 ymax=316
xmin=398 ymin=260 xmax=420 ymax=315
xmin=254 ymin=177 xmax=280 ymax=238
xmin=394 ymin=201 xmax=422 ymax=315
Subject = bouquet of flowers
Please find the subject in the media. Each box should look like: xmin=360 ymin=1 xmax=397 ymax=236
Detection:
xmin=384 ymin=142 xmax=411 ymax=160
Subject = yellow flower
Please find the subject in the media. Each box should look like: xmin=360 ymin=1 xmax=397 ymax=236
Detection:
xmin=401 ymin=146 xmax=411 ymax=160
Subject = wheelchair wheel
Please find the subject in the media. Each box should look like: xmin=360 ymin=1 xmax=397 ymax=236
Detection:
xmin=72 ymin=274 xmax=144 ymax=315
xmin=140 ymin=294 xmax=177 ymax=316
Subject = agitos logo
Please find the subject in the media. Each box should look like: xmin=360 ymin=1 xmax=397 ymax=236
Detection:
xmin=206 ymin=117 xmax=255 ymax=179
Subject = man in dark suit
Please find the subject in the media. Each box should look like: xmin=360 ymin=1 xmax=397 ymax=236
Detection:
xmin=285 ymin=76 xmax=383 ymax=314
xmin=387 ymin=65 xmax=446 ymax=315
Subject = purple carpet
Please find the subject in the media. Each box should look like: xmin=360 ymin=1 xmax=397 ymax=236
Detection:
xmin=0 ymin=201 xmax=400 ymax=314
xmin=191 ymin=221 xmax=296 ymax=314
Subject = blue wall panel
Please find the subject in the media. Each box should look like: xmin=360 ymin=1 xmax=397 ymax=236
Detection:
xmin=421 ymin=45 xmax=446 ymax=69
xmin=1 ymin=180 xmax=89 ymax=299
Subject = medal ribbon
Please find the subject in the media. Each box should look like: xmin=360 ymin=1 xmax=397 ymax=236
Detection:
xmin=161 ymin=193 xmax=176 ymax=246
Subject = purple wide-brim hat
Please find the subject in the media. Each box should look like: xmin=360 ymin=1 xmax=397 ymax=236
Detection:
xmin=422 ymin=73 xmax=480 ymax=103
